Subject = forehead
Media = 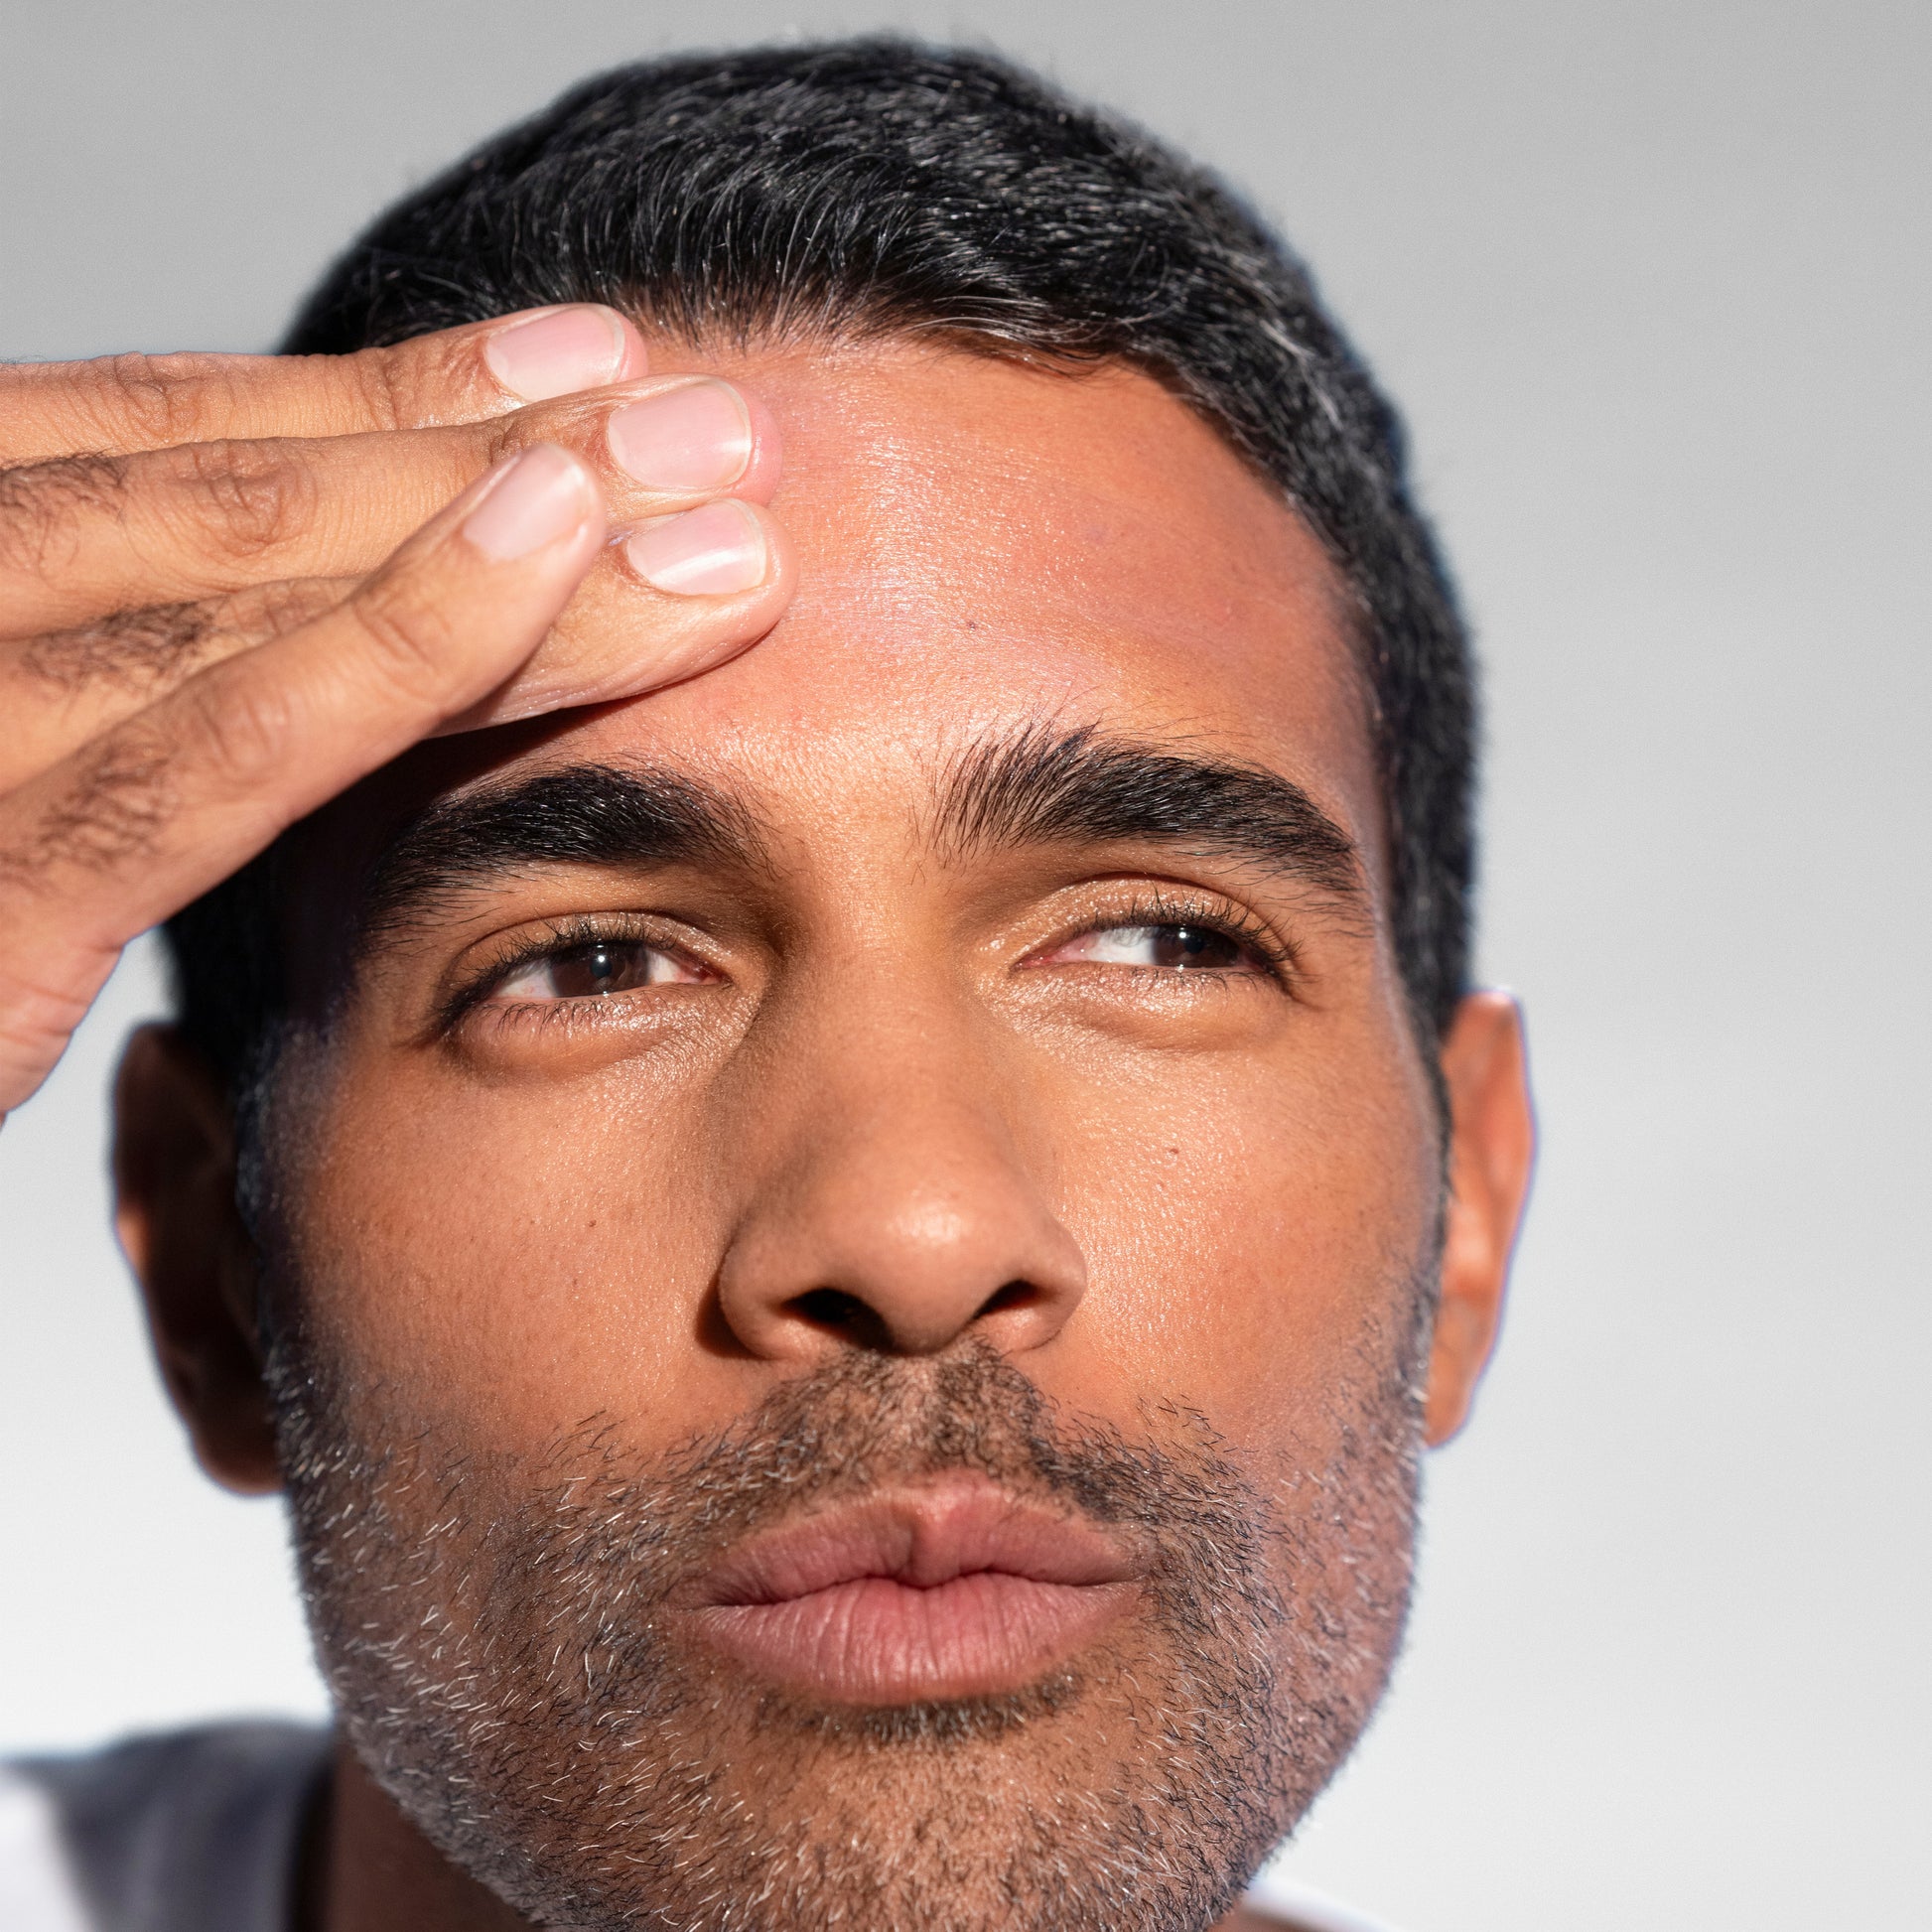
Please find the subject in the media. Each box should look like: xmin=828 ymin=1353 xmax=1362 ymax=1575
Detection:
xmin=445 ymin=343 xmax=1375 ymax=855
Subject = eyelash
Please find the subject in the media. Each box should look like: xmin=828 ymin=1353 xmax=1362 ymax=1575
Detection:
xmin=440 ymin=913 xmax=686 ymax=1032
xmin=1050 ymin=890 xmax=1299 ymax=984
xmin=442 ymin=888 xmax=1297 ymax=1035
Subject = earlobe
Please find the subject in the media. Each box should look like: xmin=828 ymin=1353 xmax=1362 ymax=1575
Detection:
xmin=1423 ymin=992 xmax=1535 ymax=1446
xmin=112 ymin=1024 xmax=282 ymax=1494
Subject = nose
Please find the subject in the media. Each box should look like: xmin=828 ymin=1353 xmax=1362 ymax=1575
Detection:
xmin=713 ymin=1031 xmax=1088 ymax=1363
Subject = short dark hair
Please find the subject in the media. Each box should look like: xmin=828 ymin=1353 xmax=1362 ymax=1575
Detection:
xmin=166 ymin=36 xmax=1476 ymax=1095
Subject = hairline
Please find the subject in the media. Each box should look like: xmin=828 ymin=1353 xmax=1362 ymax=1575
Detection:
xmin=171 ymin=38 xmax=1473 ymax=1135
xmin=620 ymin=319 xmax=1395 ymax=885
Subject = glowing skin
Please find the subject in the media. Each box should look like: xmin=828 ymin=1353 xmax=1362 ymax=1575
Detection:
xmin=115 ymin=342 xmax=1533 ymax=1932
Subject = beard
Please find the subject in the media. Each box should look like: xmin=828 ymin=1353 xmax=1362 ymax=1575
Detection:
xmin=267 ymin=1324 xmax=1424 ymax=1932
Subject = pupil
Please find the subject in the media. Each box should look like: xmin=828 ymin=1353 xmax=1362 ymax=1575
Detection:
xmin=1154 ymin=925 xmax=1230 ymax=969
xmin=558 ymin=943 xmax=627 ymax=997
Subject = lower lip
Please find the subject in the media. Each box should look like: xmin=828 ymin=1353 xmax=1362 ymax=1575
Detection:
xmin=692 ymin=1572 xmax=1135 ymax=1704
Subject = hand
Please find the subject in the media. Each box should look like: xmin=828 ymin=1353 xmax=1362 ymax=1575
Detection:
xmin=0 ymin=305 xmax=793 ymax=1119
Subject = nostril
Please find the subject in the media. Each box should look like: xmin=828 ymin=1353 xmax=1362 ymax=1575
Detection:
xmin=976 ymin=1280 xmax=1037 ymax=1320
xmin=787 ymin=1287 xmax=892 ymax=1349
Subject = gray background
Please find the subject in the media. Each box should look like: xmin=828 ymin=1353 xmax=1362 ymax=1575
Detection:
xmin=1 ymin=2 xmax=1926 ymax=1926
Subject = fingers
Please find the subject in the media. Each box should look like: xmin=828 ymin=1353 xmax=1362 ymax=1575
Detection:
xmin=443 ymin=495 xmax=796 ymax=732
xmin=0 ymin=443 xmax=605 ymax=1116
xmin=0 ymin=373 xmax=782 ymax=637
xmin=0 ymin=305 xmax=651 ymax=467
xmin=0 ymin=304 xmax=803 ymax=1122
xmin=0 ymin=368 xmax=792 ymax=773
xmin=3 ymin=480 xmax=796 ymax=779
xmin=0 ymin=579 xmax=348 ymax=790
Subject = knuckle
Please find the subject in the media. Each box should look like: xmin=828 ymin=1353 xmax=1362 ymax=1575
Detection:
xmin=483 ymin=414 xmax=527 ymax=464
xmin=0 ymin=453 xmax=128 ymax=577
xmin=344 ymin=569 xmax=465 ymax=705
xmin=356 ymin=333 xmax=475 ymax=431
xmin=178 ymin=659 xmax=300 ymax=791
xmin=172 ymin=438 xmax=319 ymax=564
xmin=92 ymin=351 xmax=231 ymax=450
xmin=0 ymin=351 xmax=252 ymax=471
xmin=349 ymin=346 xmax=412 ymax=434
xmin=23 ymin=350 xmax=256 ymax=455
xmin=236 ymin=575 xmax=342 ymax=638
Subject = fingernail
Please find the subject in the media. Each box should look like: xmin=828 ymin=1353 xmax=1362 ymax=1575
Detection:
xmin=463 ymin=445 xmax=594 ymax=560
xmin=483 ymin=306 xmax=631 ymax=402
xmin=625 ymin=499 xmax=768 ymax=595
xmin=606 ymin=380 xmax=753 ymax=490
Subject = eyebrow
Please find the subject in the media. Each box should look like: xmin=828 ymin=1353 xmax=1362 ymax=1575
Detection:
xmin=353 ymin=724 xmax=1363 ymax=944
xmin=935 ymin=723 xmax=1363 ymax=899
xmin=357 ymin=762 xmax=770 ymax=938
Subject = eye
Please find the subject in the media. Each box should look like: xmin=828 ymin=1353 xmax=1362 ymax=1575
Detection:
xmin=1053 ymin=921 xmax=1270 ymax=974
xmin=487 ymin=937 xmax=712 ymax=1004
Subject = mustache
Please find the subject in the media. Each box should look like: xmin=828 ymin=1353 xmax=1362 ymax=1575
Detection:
xmin=273 ymin=1330 xmax=1299 ymax=1756
xmin=378 ymin=1342 xmax=1287 ymax=1764
xmin=475 ymin=1342 xmax=1271 ymax=1608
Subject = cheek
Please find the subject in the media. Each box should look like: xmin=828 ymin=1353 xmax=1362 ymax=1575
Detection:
xmin=1048 ymin=1024 xmax=1438 ymax=1437
xmin=273 ymin=996 xmax=1438 ymax=1456
xmin=279 ymin=1052 xmax=730 ymax=1447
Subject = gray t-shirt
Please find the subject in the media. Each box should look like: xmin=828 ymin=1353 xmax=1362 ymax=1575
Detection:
xmin=1 ymin=1725 xmax=327 ymax=1932
xmin=0 ymin=1724 xmax=1398 ymax=1932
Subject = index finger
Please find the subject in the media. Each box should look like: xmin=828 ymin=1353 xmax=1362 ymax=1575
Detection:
xmin=0 ymin=305 xmax=650 ymax=467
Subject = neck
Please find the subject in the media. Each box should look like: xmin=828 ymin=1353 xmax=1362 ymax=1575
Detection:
xmin=314 ymin=1741 xmax=524 ymax=1932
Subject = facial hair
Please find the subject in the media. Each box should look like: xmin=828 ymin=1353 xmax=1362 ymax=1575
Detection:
xmin=267 ymin=1330 xmax=1424 ymax=1932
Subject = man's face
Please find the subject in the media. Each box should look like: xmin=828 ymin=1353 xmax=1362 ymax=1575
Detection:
xmin=252 ymin=344 xmax=1470 ymax=1930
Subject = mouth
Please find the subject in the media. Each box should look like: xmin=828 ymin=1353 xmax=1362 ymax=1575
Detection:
xmin=686 ymin=1474 xmax=1144 ymax=1704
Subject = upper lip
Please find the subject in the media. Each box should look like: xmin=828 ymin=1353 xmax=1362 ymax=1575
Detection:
xmin=693 ymin=1473 xmax=1144 ymax=1606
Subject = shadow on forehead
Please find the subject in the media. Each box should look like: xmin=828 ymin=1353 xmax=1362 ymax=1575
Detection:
xmin=353 ymin=719 xmax=1365 ymax=942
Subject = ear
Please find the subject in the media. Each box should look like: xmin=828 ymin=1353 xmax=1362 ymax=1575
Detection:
xmin=1423 ymin=991 xmax=1535 ymax=1446
xmin=112 ymin=1023 xmax=281 ymax=1493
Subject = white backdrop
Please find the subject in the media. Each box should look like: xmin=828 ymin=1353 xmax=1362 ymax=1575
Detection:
xmin=2 ymin=5 xmax=1927 ymax=1928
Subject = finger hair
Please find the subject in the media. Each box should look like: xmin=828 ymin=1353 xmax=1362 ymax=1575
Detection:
xmin=19 ymin=602 xmax=216 ymax=690
xmin=0 ymin=729 xmax=174 ymax=888
xmin=16 ymin=580 xmax=344 ymax=692
xmin=0 ymin=454 xmax=128 ymax=578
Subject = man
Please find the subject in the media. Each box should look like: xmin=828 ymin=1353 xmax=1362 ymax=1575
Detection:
xmin=0 ymin=40 xmax=1532 ymax=1932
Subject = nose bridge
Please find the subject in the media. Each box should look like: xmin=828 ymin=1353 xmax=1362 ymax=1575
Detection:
xmin=714 ymin=982 xmax=1087 ymax=1360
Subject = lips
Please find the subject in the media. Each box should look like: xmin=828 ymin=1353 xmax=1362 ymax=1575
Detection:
xmin=686 ymin=1474 xmax=1143 ymax=1704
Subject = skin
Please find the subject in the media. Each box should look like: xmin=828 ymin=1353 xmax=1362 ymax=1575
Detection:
xmin=89 ymin=341 xmax=1531 ymax=1930
xmin=0 ymin=305 xmax=792 ymax=1116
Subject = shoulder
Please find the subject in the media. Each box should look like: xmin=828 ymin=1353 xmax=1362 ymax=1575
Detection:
xmin=1235 ymin=1869 xmax=1411 ymax=1932
xmin=1 ymin=1722 xmax=330 ymax=1932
